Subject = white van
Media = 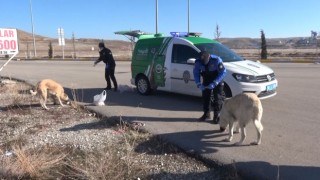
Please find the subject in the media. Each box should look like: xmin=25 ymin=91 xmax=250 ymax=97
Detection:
xmin=117 ymin=31 xmax=278 ymax=99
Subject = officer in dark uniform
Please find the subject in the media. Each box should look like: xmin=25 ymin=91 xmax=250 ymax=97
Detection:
xmin=94 ymin=42 xmax=118 ymax=91
xmin=193 ymin=51 xmax=226 ymax=124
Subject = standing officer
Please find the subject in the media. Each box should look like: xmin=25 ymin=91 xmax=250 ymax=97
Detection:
xmin=193 ymin=51 xmax=226 ymax=124
xmin=94 ymin=42 xmax=118 ymax=91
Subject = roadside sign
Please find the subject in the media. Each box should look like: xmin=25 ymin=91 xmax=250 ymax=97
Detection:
xmin=57 ymin=27 xmax=65 ymax=59
xmin=57 ymin=28 xmax=65 ymax=46
xmin=0 ymin=28 xmax=19 ymax=55
xmin=0 ymin=28 xmax=19 ymax=72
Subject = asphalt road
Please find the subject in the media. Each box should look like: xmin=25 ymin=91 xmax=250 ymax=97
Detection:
xmin=1 ymin=60 xmax=320 ymax=179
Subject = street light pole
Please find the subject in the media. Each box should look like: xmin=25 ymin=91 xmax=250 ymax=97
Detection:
xmin=156 ymin=0 xmax=158 ymax=34
xmin=188 ymin=0 xmax=190 ymax=33
xmin=29 ymin=0 xmax=37 ymax=57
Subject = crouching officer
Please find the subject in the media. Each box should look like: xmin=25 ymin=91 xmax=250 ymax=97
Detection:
xmin=193 ymin=51 xmax=226 ymax=124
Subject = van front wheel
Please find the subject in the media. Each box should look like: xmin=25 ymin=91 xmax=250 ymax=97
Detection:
xmin=136 ymin=76 xmax=151 ymax=95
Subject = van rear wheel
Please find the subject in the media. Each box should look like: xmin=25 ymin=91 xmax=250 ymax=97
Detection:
xmin=136 ymin=76 xmax=151 ymax=95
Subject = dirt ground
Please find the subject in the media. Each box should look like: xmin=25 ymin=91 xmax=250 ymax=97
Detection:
xmin=0 ymin=79 xmax=239 ymax=179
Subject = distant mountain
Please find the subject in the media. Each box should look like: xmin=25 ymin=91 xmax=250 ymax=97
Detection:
xmin=8 ymin=29 xmax=318 ymax=59
xmin=14 ymin=29 xmax=132 ymax=59
xmin=220 ymin=38 xmax=260 ymax=49
xmin=17 ymin=29 xmax=54 ymax=41
xmin=220 ymin=36 xmax=317 ymax=49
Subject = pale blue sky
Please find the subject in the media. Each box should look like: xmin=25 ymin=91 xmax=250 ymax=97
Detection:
xmin=1 ymin=0 xmax=320 ymax=40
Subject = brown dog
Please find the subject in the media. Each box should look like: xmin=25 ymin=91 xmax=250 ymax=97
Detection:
xmin=30 ymin=79 xmax=69 ymax=110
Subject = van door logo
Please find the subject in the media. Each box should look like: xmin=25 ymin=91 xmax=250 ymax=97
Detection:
xmin=155 ymin=64 xmax=162 ymax=73
xmin=137 ymin=48 xmax=148 ymax=56
xmin=183 ymin=70 xmax=190 ymax=83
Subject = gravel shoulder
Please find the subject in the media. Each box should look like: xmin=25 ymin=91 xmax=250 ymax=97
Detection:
xmin=0 ymin=79 xmax=238 ymax=179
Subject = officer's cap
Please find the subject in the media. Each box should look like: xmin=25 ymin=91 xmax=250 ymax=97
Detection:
xmin=199 ymin=50 xmax=210 ymax=58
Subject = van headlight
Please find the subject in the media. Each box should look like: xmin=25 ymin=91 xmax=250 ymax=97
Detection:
xmin=232 ymin=73 xmax=257 ymax=82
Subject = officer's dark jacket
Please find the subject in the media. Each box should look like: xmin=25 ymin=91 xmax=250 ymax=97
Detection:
xmin=193 ymin=55 xmax=226 ymax=86
xmin=97 ymin=47 xmax=116 ymax=68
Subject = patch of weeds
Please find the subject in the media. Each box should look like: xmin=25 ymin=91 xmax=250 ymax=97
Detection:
xmin=6 ymin=117 xmax=22 ymax=129
xmin=25 ymin=124 xmax=50 ymax=135
xmin=0 ymin=145 xmax=68 ymax=179
xmin=0 ymin=136 xmax=28 ymax=151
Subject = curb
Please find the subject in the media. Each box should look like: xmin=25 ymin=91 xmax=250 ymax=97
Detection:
xmin=260 ymin=59 xmax=320 ymax=63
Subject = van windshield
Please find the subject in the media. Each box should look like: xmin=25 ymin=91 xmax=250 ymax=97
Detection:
xmin=195 ymin=43 xmax=244 ymax=62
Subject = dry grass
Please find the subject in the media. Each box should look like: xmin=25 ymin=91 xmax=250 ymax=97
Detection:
xmin=0 ymin=143 xmax=147 ymax=179
xmin=0 ymin=146 xmax=67 ymax=179
xmin=0 ymin=79 xmax=235 ymax=180
xmin=0 ymin=79 xmax=153 ymax=179
xmin=0 ymin=124 xmax=179 ymax=180
xmin=0 ymin=120 xmax=151 ymax=179
xmin=64 ymin=143 xmax=149 ymax=179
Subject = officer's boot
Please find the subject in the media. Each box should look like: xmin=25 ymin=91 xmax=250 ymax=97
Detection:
xmin=198 ymin=112 xmax=211 ymax=121
xmin=212 ymin=112 xmax=220 ymax=124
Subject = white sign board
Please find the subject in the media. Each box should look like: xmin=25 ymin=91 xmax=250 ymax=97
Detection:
xmin=0 ymin=28 xmax=19 ymax=55
xmin=57 ymin=28 xmax=65 ymax=46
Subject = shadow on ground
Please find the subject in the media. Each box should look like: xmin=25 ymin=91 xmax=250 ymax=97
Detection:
xmin=234 ymin=161 xmax=320 ymax=180
xmin=64 ymin=87 xmax=202 ymax=112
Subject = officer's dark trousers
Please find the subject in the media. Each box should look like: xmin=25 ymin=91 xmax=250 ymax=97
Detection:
xmin=202 ymin=83 xmax=225 ymax=116
xmin=105 ymin=67 xmax=118 ymax=89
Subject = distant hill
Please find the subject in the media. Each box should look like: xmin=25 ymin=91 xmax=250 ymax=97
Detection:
xmin=220 ymin=36 xmax=317 ymax=49
xmin=7 ymin=29 xmax=319 ymax=60
xmin=15 ymin=29 xmax=132 ymax=60
xmin=17 ymin=29 xmax=53 ymax=41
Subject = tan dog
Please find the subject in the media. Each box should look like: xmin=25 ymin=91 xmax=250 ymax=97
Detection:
xmin=30 ymin=79 xmax=69 ymax=110
xmin=219 ymin=93 xmax=263 ymax=145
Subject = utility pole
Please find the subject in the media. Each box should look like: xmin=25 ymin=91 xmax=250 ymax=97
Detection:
xmin=188 ymin=0 xmax=190 ymax=33
xmin=26 ymin=42 xmax=29 ymax=59
xmin=156 ymin=0 xmax=158 ymax=34
xmin=29 ymin=0 xmax=37 ymax=57
xmin=72 ymin=32 xmax=76 ymax=59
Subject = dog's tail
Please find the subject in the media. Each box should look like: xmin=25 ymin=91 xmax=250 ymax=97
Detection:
xmin=30 ymin=89 xmax=37 ymax=96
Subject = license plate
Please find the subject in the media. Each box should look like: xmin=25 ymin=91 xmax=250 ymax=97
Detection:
xmin=266 ymin=83 xmax=276 ymax=91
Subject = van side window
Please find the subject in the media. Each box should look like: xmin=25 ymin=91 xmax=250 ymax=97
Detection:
xmin=172 ymin=44 xmax=198 ymax=64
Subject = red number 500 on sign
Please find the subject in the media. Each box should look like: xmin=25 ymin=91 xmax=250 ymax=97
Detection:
xmin=0 ymin=28 xmax=19 ymax=55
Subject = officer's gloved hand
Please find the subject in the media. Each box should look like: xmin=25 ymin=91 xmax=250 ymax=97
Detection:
xmin=197 ymin=83 xmax=205 ymax=91
xmin=200 ymin=84 xmax=206 ymax=91
xmin=206 ymin=83 xmax=216 ymax=90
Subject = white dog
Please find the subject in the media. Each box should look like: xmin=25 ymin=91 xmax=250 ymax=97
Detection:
xmin=30 ymin=79 xmax=69 ymax=110
xmin=219 ymin=93 xmax=263 ymax=145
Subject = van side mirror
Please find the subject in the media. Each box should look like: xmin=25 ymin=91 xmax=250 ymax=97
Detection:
xmin=187 ymin=58 xmax=196 ymax=64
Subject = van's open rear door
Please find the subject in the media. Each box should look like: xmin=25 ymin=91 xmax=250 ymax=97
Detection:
xmin=114 ymin=30 xmax=151 ymax=42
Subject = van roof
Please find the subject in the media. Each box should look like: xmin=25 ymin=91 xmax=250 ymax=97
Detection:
xmin=114 ymin=30 xmax=219 ymax=44
xmin=138 ymin=34 xmax=218 ymax=44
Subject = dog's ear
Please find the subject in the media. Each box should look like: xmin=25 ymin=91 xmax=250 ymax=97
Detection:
xmin=63 ymin=93 xmax=69 ymax=100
